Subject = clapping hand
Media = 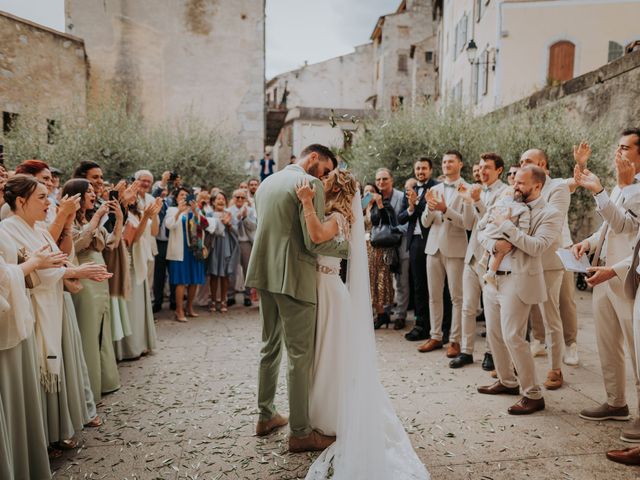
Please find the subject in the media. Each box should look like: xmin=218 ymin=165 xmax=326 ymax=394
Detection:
xmin=121 ymin=181 xmax=141 ymax=206
xmin=58 ymin=194 xmax=81 ymax=219
xmin=32 ymin=245 xmax=67 ymax=269
xmin=573 ymin=165 xmax=603 ymax=193
xmin=573 ymin=142 xmax=591 ymax=171
xmin=427 ymin=190 xmax=447 ymax=213
xmin=615 ymin=151 xmax=635 ymax=187
xmin=456 ymin=183 xmax=472 ymax=203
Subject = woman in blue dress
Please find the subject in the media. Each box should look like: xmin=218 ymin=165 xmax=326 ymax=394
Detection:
xmin=165 ymin=187 xmax=209 ymax=322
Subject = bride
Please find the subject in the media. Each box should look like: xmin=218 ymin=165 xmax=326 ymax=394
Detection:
xmin=296 ymin=170 xmax=429 ymax=480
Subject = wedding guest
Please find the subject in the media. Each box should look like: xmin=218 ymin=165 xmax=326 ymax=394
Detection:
xmin=134 ymin=170 xmax=158 ymax=287
xmin=63 ymin=178 xmax=123 ymax=401
xmin=419 ymin=151 xmax=469 ymax=357
xmin=507 ymin=164 xmax=520 ymax=186
xmin=520 ymin=149 xmax=571 ymax=390
xmin=472 ymin=163 xmax=482 ymax=183
xmin=399 ymin=157 xmax=438 ymax=341
xmin=477 ymin=166 xmax=563 ymax=415
xmin=0 ymin=240 xmax=65 ymax=479
xmin=369 ymin=170 xmax=400 ymax=329
xmin=260 ymin=151 xmax=275 ymax=181
xmin=118 ymin=196 xmax=162 ymax=360
xmin=165 ymin=187 xmax=208 ymax=322
xmin=450 ymin=153 xmax=507 ymax=369
xmin=15 ymin=160 xmax=56 ymax=224
xmin=229 ymin=188 xmax=257 ymax=307
xmin=152 ymin=187 xmax=176 ymax=313
xmin=607 ymin=213 xmax=640 ymax=465
xmin=374 ymin=168 xmax=406 ymax=327
xmin=207 ymin=192 xmax=239 ymax=313
xmin=248 ymin=178 xmax=260 ymax=203
xmin=572 ymin=129 xmax=640 ymax=439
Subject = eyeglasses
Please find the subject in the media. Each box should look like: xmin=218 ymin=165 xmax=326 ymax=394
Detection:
xmin=234 ymin=196 xmax=247 ymax=199
xmin=507 ymin=172 xmax=517 ymax=176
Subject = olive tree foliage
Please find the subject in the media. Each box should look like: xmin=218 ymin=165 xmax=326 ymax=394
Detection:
xmin=1 ymin=98 xmax=245 ymax=193
xmin=345 ymin=104 xmax=617 ymax=237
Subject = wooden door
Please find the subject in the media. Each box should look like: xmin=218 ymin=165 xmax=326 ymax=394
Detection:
xmin=548 ymin=41 xmax=575 ymax=83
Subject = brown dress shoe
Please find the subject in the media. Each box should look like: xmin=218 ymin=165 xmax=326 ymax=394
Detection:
xmin=256 ymin=413 xmax=288 ymax=436
xmin=418 ymin=338 xmax=443 ymax=353
xmin=607 ymin=446 xmax=640 ymax=465
xmin=446 ymin=342 xmax=461 ymax=358
xmin=508 ymin=396 xmax=545 ymax=415
xmin=288 ymin=430 xmax=336 ymax=453
xmin=580 ymin=403 xmax=630 ymax=421
xmin=543 ymin=369 xmax=563 ymax=390
xmin=477 ymin=380 xmax=520 ymax=395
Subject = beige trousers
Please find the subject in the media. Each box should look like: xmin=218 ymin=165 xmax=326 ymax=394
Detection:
xmin=427 ymin=251 xmax=464 ymax=343
xmin=484 ymin=274 xmax=542 ymax=400
xmin=532 ymin=270 xmax=578 ymax=346
xmin=592 ymin=282 xmax=639 ymax=409
xmin=461 ymin=259 xmax=485 ymax=355
xmin=634 ymin=289 xmax=640 ymax=378
xmin=529 ymin=270 xmax=564 ymax=370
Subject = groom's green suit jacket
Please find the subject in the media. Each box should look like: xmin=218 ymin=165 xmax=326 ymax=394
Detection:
xmin=245 ymin=164 xmax=350 ymax=304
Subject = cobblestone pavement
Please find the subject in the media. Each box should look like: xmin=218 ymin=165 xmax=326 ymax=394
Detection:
xmin=51 ymin=290 xmax=640 ymax=479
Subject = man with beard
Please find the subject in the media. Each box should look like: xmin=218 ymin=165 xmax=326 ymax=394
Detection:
xmin=477 ymin=165 xmax=563 ymax=415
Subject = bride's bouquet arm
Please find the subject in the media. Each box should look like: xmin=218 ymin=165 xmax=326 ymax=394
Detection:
xmin=296 ymin=179 xmax=340 ymax=244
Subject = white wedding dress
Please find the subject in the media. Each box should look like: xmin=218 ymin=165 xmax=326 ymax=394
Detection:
xmin=307 ymin=193 xmax=430 ymax=480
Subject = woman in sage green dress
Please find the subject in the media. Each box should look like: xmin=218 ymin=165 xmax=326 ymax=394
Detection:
xmin=63 ymin=179 xmax=123 ymax=402
xmin=117 ymin=197 xmax=161 ymax=360
xmin=0 ymin=393 xmax=13 ymax=479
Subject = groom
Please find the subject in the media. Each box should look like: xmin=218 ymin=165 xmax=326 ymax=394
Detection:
xmin=246 ymin=144 xmax=350 ymax=453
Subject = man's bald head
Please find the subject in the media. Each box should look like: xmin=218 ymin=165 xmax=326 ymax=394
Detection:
xmin=520 ymin=149 xmax=549 ymax=171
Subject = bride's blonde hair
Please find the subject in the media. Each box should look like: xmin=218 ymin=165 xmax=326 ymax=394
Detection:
xmin=324 ymin=169 xmax=357 ymax=225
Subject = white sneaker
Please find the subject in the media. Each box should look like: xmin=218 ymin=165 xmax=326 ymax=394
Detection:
xmin=530 ymin=339 xmax=547 ymax=357
xmin=563 ymin=342 xmax=579 ymax=366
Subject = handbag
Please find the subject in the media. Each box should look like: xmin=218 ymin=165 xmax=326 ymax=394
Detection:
xmin=370 ymin=224 xmax=402 ymax=248
xmin=370 ymin=207 xmax=402 ymax=248
xmin=16 ymin=247 xmax=41 ymax=289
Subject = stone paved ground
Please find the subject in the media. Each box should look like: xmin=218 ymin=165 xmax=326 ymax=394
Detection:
xmin=51 ymin=290 xmax=640 ymax=480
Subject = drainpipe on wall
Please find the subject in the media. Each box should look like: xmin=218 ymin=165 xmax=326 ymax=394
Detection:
xmin=494 ymin=0 xmax=505 ymax=110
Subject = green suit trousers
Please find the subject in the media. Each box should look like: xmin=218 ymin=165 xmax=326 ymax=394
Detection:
xmin=257 ymin=289 xmax=316 ymax=437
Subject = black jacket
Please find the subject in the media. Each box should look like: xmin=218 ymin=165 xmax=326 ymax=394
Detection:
xmin=397 ymin=178 xmax=439 ymax=251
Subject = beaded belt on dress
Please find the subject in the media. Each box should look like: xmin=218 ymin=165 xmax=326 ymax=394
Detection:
xmin=316 ymin=264 xmax=340 ymax=275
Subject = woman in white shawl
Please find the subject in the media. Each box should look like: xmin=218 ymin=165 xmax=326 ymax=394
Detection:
xmin=117 ymin=196 xmax=162 ymax=360
xmin=0 ymin=175 xmax=111 ymax=452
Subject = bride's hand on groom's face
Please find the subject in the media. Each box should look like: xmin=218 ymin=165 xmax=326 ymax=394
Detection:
xmin=296 ymin=179 xmax=316 ymax=203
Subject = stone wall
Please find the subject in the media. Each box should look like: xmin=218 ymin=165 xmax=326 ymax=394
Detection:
xmin=497 ymin=48 xmax=640 ymax=128
xmin=64 ymin=0 xmax=265 ymax=159
xmin=0 ymin=11 xmax=87 ymax=140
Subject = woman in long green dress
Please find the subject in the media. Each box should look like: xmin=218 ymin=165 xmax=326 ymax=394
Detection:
xmin=0 ymin=393 xmax=13 ymax=479
xmin=63 ymin=179 xmax=124 ymax=402
xmin=117 ymin=198 xmax=161 ymax=360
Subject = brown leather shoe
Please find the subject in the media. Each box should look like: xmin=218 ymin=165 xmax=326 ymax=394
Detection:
xmin=288 ymin=430 xmax=336 ymax=453
xmin=446 ymin=342 xmax=461 ymax=358
xmin=508 ymin=396 xmax=545 ymax=415
xmin=418 ymin=338 xmax=443 ymax=353
xmin=543 ymin=369 xmax=563 ymax=390
xmin=477 ymin=381 xmax=520 ymax=396
xmin=256 ymin=413 xmax=288 ymax=436
xmin=607 ymin=446 xmax=640 ymax=465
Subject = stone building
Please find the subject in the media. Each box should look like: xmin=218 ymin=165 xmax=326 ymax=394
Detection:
xmin=64 ymin=0 xmax=265 ymax=158
xmin=435 ymin=0 xmax=640 ymax=114
xmin=368 ymin=0 xmax=437 ymax=112
xmin=0 ymin=11 xmax=88 ymax=147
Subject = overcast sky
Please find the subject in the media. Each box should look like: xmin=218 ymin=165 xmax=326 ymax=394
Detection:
xmin=0 ymin=0 xmax=398 ymax=78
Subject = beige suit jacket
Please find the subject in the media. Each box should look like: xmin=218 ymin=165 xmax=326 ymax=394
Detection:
xmin=585 ymin=186 xmax=640 ymax=297
xmin=540 ymin=176 xmax=571 ymax=271
xmin=624 ymin=231 xmax=640 ymax=300
xmin=463 ymin=180 xmax=508 ymax=265
xmin=421 ymin=181 xmax=470 ymax=258
xmin=478 ymin=197 xmax=563 ymax=305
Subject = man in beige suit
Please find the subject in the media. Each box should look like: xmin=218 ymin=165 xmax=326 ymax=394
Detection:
xmin=419 ymin=150 xmax=469 ymax=356
xmin=609 ymin=224 xmax=640 ymax=465
xmin=520 ymin=149 xmax=571 ymax=390
xmin=450 ymin=152 xmax=507 ymax=369
xmin=477 ymin=166 xmax=563 ymax=415
xmin=572 ymin=128 xmax=640 ymax=444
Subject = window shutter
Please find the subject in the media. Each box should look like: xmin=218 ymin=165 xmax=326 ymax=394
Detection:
xmin=608 ymin=41 xmax=624 ymax=62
